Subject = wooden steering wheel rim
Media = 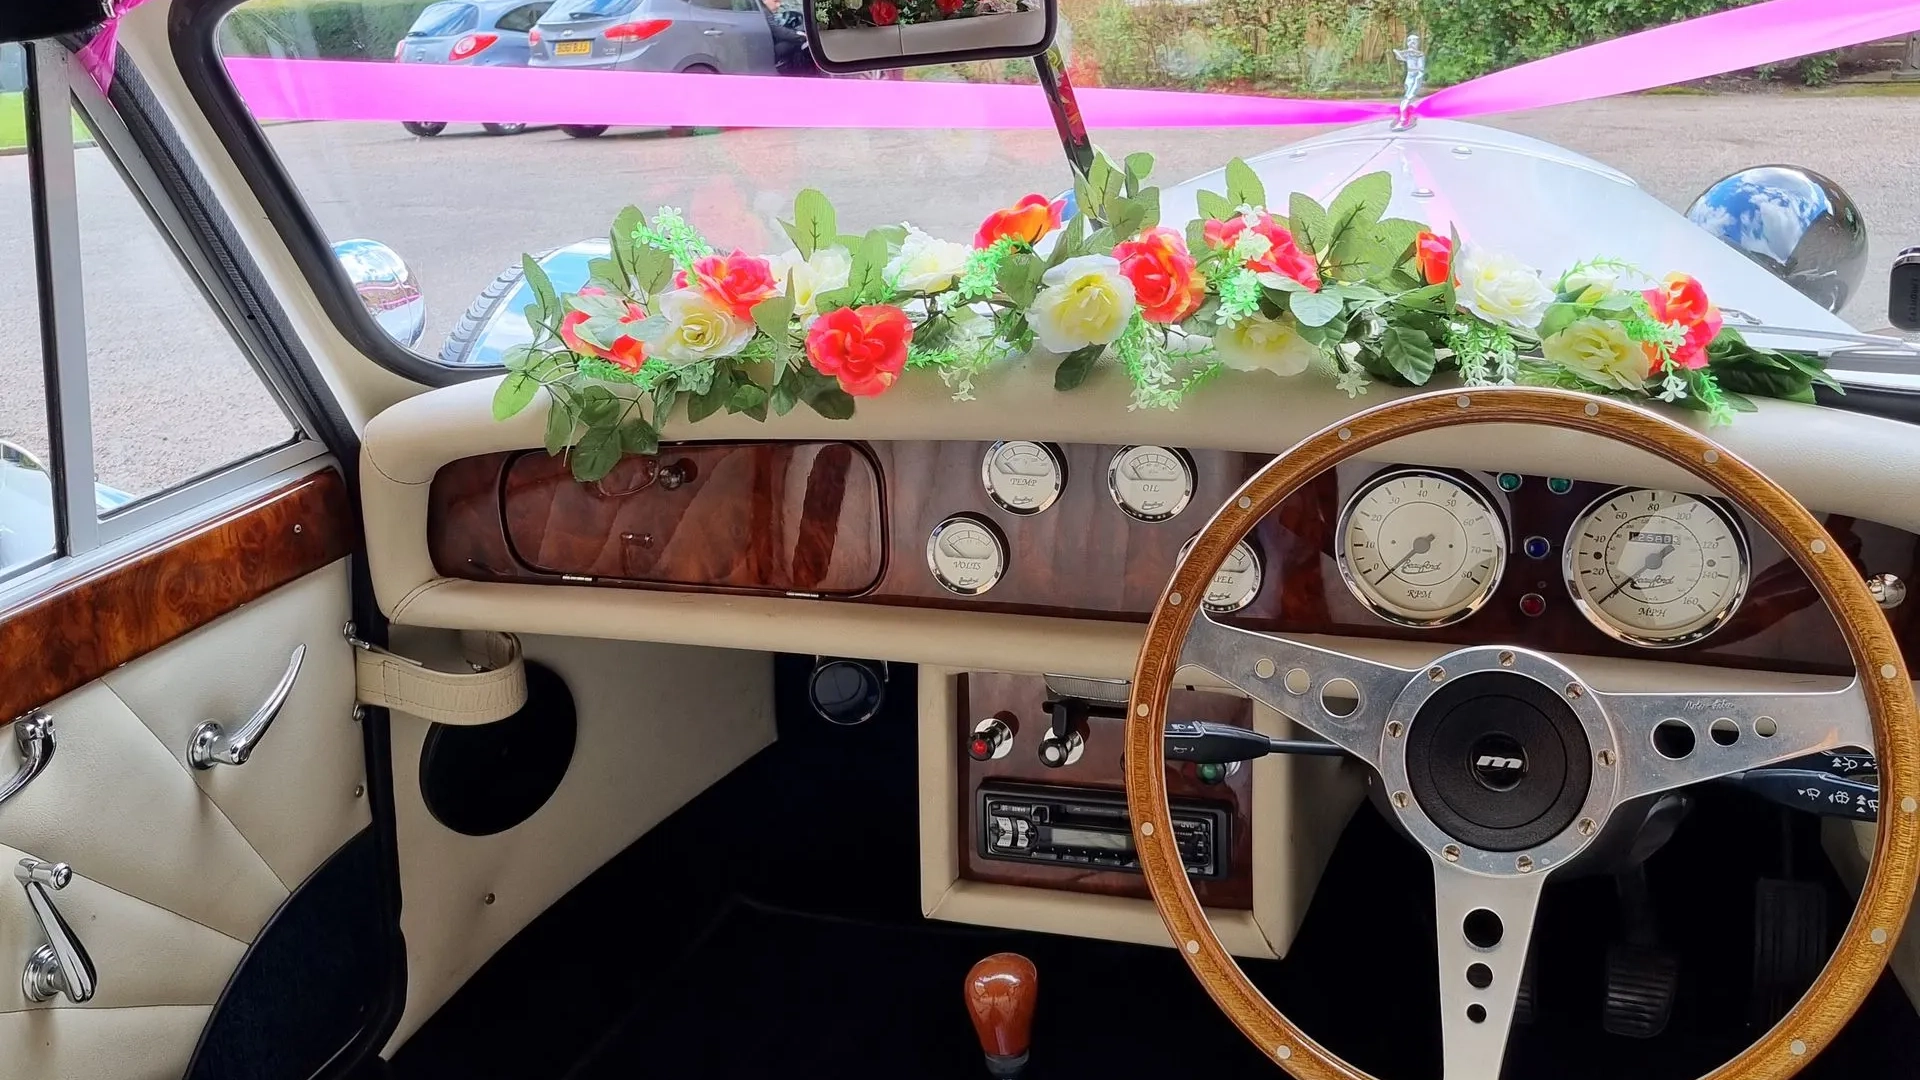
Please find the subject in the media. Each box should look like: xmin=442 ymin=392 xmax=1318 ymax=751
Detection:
xmin=1124 ymin=385 xmax=1920 ymax=1080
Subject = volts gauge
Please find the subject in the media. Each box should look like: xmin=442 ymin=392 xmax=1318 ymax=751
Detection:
xmin=1179 ymin=536 xmax=1265 ymax=613
xmin=927 ymin=514 xmax=1008 ymax=596
xmin=1565 ymin=487 xmax=1749 ymax=647
xmin=1109 ymin=445 xmax=1195 ymax=522
xmin=1337 ymin=469 xmax=1507 ymax=627
xmin=981 ymin=440 xmax=1066 ymax=515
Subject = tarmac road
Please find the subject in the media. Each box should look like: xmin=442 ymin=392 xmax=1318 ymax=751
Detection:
xmin=2 ymin=90 xmax=1917 ymax=496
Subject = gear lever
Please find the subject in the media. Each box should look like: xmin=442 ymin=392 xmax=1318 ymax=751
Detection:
xmin=965 ymin=952 xmax=1037 ymax=1078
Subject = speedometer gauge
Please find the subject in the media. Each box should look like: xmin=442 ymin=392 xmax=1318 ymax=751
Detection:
xmin=1338 ymin=469 xmax=1506 ymax=627
xmin=1565 ymin=487 xmax=1749 ymax=647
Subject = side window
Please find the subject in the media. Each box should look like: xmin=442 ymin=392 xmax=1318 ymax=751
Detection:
xmin=692 ymin=0 xmax=735 ymax=10
xmin=0 ymin=44 xmax=54 ymax=578
xmin=495 ymin=4 xmax=552 ymax=33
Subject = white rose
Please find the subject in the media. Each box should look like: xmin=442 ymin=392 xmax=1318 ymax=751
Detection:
xmin=886 ymin=227 xmax=971 ymax=294
xmin=766 ymin=246 xmax=852 ymax=321
xmin=1030 ymin=254 xmax=1136 ymax=354
xmin=654 ymin=288 xmax=755 ymax=363
xmin=1454 ymin=247 xmax=1553 ymax=331
xmin=1542 ymin=316 xmax=1650 ymax=392
xmin=1213 ymin=311 xmax=1318 ymax=377
xmin=1561 ymin=267 xmax=1618 ymax=303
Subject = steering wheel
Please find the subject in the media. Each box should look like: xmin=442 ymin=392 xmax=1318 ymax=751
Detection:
xmin=1124 ymin=386 xmax=1920 ymax=1080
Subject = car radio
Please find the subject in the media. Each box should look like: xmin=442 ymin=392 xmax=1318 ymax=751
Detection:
xmin=978 ymin=783 xmax=1229 ymax=879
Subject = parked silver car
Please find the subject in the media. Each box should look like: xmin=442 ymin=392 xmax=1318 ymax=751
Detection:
xmin=529 ymin=0 xmax=777 ymax=137
xmin=396 ymin=0 xmax=554 ymax=137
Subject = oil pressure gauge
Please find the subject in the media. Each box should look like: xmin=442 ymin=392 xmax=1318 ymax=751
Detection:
xmin=1109 ymin=445 xmax=1195 ymax=522
xmin=1179 ymin=535 xmax=1265 ymax=613
xmin=927 ymin=514 xmax=1008 ymax=595
xmin=982 ymin=440 xmax=1066 ymax=515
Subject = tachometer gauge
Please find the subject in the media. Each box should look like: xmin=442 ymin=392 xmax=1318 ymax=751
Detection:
xmin=1338 ymin=469 xmax=1506 ymax=627
xmin=981 ymin=440 xmax=1066 ymax=515
xmin=1565 ymin=487 xmax=1749 ymax=647
xmin=1109 ymin=445 xmax=1195 ymax=522
xmin=927 ymin=514 xmax=1008 ymax=596
xmin=1179 ymin=536 xmax=1265 ymax=613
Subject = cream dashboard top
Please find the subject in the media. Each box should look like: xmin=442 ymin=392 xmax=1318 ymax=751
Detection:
xmin=361 ymin=362 xmax=1917 ymax=688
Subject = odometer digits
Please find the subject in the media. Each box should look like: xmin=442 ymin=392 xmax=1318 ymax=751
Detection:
xmin=1565 ymin=487 xmax=1749 ymax=647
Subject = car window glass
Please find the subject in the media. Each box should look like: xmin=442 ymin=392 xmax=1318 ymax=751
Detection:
xmin=496 ymin=4 xmax=553 ymax=33
xmin=554 ymin=0 xmax=643 ymax=16
xmin=75 ymin=111 xmax=296 ymax=509
xmin=692 ymin=0 xmax=732 ymax=10
xmin=409 ymin=3 xmax=479 ymax=36
xmin=732 ymin=0 xmax=763 ymax=13
xmin=0 ymin=44 xmax=54 ymax=579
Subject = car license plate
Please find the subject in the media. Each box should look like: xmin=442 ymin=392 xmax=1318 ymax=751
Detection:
xmin=555 ymin=40 xmax=592 ymax=56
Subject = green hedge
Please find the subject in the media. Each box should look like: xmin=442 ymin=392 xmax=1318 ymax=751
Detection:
xmin=219 ymin=0 xmax=433 ymax=60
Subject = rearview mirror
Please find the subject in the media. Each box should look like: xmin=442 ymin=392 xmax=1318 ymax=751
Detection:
xmin=803 ymin=0 xmax=1054 ymax=74
xmin=0 ymin=1 xmax=112 ymax=45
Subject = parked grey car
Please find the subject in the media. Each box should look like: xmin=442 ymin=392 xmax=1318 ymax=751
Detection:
xmin=397 ymin=0 xmax=554 ymax=137
xmin=529 ymin=0 xmax=777 ymax=137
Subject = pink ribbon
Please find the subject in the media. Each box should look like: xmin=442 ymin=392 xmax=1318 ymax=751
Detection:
xmin=77 ymin=0 xmax=153 ymax=96
xmin=222 ymin=0 xmax=1920 ymax=130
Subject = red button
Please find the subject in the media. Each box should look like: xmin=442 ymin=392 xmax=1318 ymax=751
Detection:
xmin=1519 ymin=593 xmax=1546 ymax=617
xmin=969 ymin=737 xmax=993 ymax=760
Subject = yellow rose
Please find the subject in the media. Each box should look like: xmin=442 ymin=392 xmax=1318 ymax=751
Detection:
xmin=1030 ymin=255 xmax=1136 ymax=353
xmin=655 ymin=288 xmax=755 ymax=363
xmin=1213 ymin=311 xmax=1317 ymax=377
xmin=1542 ymin=316 xmax=1650 ymax=392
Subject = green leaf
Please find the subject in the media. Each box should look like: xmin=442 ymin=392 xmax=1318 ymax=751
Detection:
xmin=1124 ymin=151 xmax=1155 ymax=189
xmin=569 ymin=424 xmax=623 ymax=483
xmin=806 ymin=386 xmax=856 ymax=420
xmin=1082 ymin=226 xmax=1116 ymax=256
xmin=1380 ymin=325 xmax=1438 ymax=384
xmin=1536 ymin=303 xmax=1582 ymax=342
xmin=1224 ymin=158 xmax=1265 ymax=211
xmin=569 ymin=291 xmax=633 ymax=320
xmin=1085 ymin=152 xmax=1125 ymax=217
xmin=1392 ymin=283 xmax=1453 ymax=314
xmin=1325 ymin=171 xmax=1392 ymax=238
xmin=789 ymin=188 xmax=836 ymax=260
xmin=1048 ymin=211 xmax=1087 ymax=268
xmin=492 ymin=372 xmax=539 ymax=420
xmin=751 ymin=291 xmax=796 ymax=341
xmin=997 ymin=252 xmax=1044 ymax=308
xmin=727 ymin=379 xmax=769 ymax=416
xmin=575 ymin=385 xmax=620 ymax=425
xmin=847 ymin=230 xmax=893 ymax=303
xmin=1053 ymin=344 xmax=1103 ymax=390
xmin=586 ymin=256 xmax=625 ymax=291
xmin=1288 ymin=192 xmax=1329 ymax=256
xmin=688 ymin=368 xmax=733 ymax=423
xmin=1133 ymin=187 xmax=1161 ymax=231
xmin=631 ymin=247 xmax=676 ymax=297
xmin=618 ymin=416 xmax=658 ymax=455
xmin=502 ymin=344 xmax=535 ymax=372
xmin=521 ymin=254 xmax=562 ymax=340
xmin=1107 ymin=194 xmax=1150 ymax=241
xmin=1195 ymin=189 xmax=1235 ymax=222
xmin=1288 ymin=289 xmax=1344 ymax=328
xmin=611 ymin=206 xmax=645 ymax=272
xmin=543 ymin=398 xmax=575 ymax=456
xmin=813 ymin=286 xmax=856 ymax=315
xmin=1185 ymin=218 xmax=1212 ymax=257
xmin=1294 ymin=312 xmax=1350 ymax=350
xmin=771 ymin=366 xmax=805 ymax=416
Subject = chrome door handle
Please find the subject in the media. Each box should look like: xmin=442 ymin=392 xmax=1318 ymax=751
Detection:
xmin=189 ymin=644 xmax=305 ymax=770
xmin=0 ymin=712 xmax=54 ymax=808
xmin=16 ymin=858 xmax=95 ymax=1004
xmin=703 ymin=27 xmax=725 ymax=34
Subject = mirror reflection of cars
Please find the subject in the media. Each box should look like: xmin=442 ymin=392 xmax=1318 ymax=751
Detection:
xmin=0 ymin=441 xmax=132 ymax=572
xmin=529 ymin=0 xmax=778 ymax=138
xmin=395 ymin=0 xmax=554 ymax=137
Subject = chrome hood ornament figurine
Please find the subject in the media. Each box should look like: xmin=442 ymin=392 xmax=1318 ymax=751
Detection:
xmin=1392 ymin=33 xmax=1425 ymax=130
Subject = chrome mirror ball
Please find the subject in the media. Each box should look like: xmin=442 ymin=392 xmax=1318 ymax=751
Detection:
xmin=1686 ymin=165 xmax=1868 ymax=314
xmin=332 ymin=238 xmax=427 ymax=349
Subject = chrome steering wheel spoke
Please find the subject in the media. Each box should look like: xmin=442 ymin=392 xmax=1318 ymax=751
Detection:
xmin=1432 ymin=859 xmax=1547 ymax=1080
xmin=1179 ymin=614 xmax=1414 ymax=768
xmin=1595 ymin=681 xmax=1873 ymax=802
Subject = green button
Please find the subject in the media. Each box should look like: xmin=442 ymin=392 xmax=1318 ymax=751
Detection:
xmin=1547 ymin=477 xmax=1574 ymax=495
xmin=1497 ymin=473 xmax=1522 ymax=492
xmin=1197 ymin=762 xmax=1226 ymax=785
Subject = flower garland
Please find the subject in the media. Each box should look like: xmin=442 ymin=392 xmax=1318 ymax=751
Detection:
xmin=493 ymin=152 xmax=1840 ymax=482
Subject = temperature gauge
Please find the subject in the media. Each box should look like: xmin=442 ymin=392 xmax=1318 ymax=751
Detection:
xmin=927 ymin=514 xmax=1008 ymax=595
xmin=1179 ymin=536 xmax=1265 ymax=613
xmin=981 ymin=440 xmax=1066 ymax=515
xmin=1109 ymin=445 xmax=1196 ymax=522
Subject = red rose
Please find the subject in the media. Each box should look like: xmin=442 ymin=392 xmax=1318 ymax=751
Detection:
xmin=1414 ymin=230 xmax=1453 ymax=286
xmin=675 ymin=249 xmax=778 ymax=318
xmin=806 ymin=304 xmax=912 ymax=397
xmin=934 ymin=0 xmax=963 ymax=14
xmin=1113 ymin=226 xmax=1204 ymax=323
xmin=1204 ymin=212 xmax=1318 ymax=292
xmin=1642 ymin=272 xmax=1722 ymax=369
xmin=869 ymin=0 xmax=898 ymax=25
xmin=974 ymin=193 xmax=1064 ymax=250
xmin=559 ymin=286 xmax=649 ymax=372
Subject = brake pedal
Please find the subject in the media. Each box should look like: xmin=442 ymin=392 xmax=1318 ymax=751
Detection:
xmin=1603 ymin=943 xmax=1680 ymax=1038
xmin=1750 ymin=877 xmax=1828 ymax=1028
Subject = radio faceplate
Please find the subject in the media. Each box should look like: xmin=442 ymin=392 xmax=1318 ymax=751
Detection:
xmin=980 ymin=783 xmax=1229 ymax=879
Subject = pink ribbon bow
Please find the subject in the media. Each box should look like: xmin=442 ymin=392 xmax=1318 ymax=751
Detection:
xmin=77 ymin=0 xmax=155 ymax=95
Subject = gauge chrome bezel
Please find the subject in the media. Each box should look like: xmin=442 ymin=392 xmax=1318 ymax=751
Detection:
xmin=1335 ymin=467 xmax=1509 ymax=629
xmin=1179 ymin=535 xmax=1265 ymax=613
xmin=1107 ymin=445 xmax=1196 ymax=522
xmin=926 ymin=513 xmax=1009 ymax=596
xmin=1561 ymin=485 xmax=1751 ymax=649
xmin=980 ymin=440 xmax=1067 ymax=516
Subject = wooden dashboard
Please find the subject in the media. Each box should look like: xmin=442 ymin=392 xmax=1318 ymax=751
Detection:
xmin=426 ymin=441 xmax=1920 ymax=675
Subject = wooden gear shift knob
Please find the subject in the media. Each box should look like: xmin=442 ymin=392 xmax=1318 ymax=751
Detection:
xmin=964 ymin=952 xmax=1037 ymax=1078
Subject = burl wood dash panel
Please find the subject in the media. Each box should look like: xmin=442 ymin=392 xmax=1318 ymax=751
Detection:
xmin=426 ymin=441 xmax=1920 ymax=675
xmin=958 ymin=672 xmax=1255 ymax=909
xmin=0 ymin=470 xmax=355 ymax=725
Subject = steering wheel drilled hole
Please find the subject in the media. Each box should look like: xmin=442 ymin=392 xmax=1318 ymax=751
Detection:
xmin=1756 ymin=715 xmax=1778 ymax=738
xmin=1710 ymin=718 xmax=1740 ymax=746
xmin=1466 ymin=963 xmax=1493 ymax=989
xmin=1463 ymin=909 xmax=1504 ymax=949
xmin=1653 ymin=718 xmax=1697 ymax=760
xmin=1466 ymin=1003 xmax=1488 ymax=1024
xmin=1320 ymin=678 xmax=1360 ymax=717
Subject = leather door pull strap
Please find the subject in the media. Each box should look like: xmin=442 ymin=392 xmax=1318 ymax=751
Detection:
xmin=354 ymin=631 xmax=527 ymax=726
